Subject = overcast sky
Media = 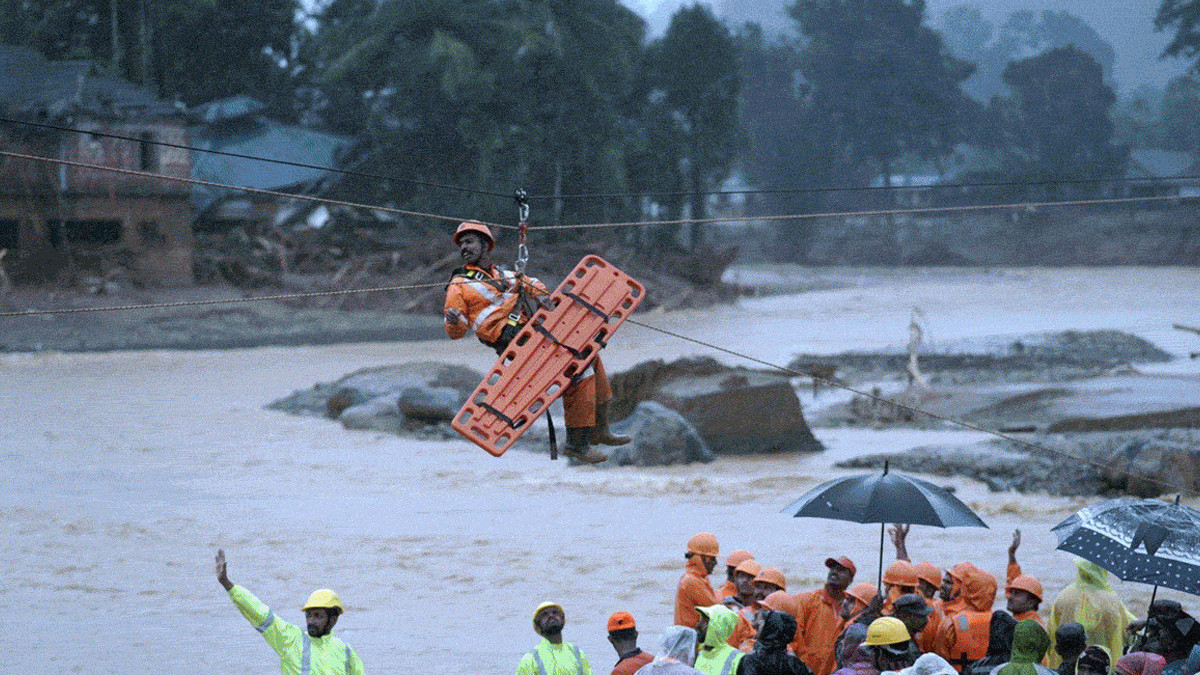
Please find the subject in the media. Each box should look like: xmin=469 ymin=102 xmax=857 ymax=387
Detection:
xmin=627 ymin=0 xmax=1193 ymax=95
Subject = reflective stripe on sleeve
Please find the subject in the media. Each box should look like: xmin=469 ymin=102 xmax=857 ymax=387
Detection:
xmin=721 ymin=650 xmax=739 ymax=675
xmin=254 ymin=611 xmax=275 ymax=633
xmin=345 ymin=644 xmax=352 ymax=674
xmin=469 ymin=293 xmax=514 ymax=333
xmin=302 ymin=634 xmax=311 ymax=675
xmin=573 ymin=644 xmax=582 ymax=675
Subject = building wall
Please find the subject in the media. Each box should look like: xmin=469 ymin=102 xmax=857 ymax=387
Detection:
xmin=0 ymin=117 xmax=194 ymax=286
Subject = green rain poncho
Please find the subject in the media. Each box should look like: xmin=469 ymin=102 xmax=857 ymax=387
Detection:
xmin=995 ymin=620 xmax=1056 ymax=675
xmin=1047 ymin=560 xmax=1136 ymax=668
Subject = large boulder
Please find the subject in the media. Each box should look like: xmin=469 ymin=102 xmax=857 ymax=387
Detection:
xmin=267 ymin=362 xmax=483 ymax=432
xmin=605 ymin=402 xmax=714 ymax=466
xmin=609 ymin=357 xmax=824 ymax=455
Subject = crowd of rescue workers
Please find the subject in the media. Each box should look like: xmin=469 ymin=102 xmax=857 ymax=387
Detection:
xmin=213 ymin=525 xmax=1200 ymax=675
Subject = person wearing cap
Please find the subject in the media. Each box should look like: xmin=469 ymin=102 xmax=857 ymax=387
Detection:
xmin=864 ymin=617 xmax=919 ymax=673
xmin=443 ymin=220 xmax=626 ymax=464
xmin=792 ymin=556 xmax=857 ymax=675
xmin=677 ymin=533 xmax=721 ymax=628
xmin=726 ymin=560 xmax=765 ymax=650
xmin=214 ymin=549 xmax=364 ymax=675
xmin=720 ymin=551 xmax=756 ymax=605
xmin=893 ymin=594 xmax=936 ymax=654
xmin=517 ymin=601 xmax=595 ymax=675
xmin=1004 ymin=530 xmax=1045 ymax=627
xmin=728 ymin=558 xmax=763 ymax=610
xmin=1050 ymin=623 xmax=1085 ymax=675
xmin=609 ymin=612 xmax=654 ymax=675
xmin=695 ymin=605 xmax=746 ymax=675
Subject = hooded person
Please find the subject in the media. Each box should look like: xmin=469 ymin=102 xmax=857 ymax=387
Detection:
xmin=1074 ymin=646 xmax=1112 ymax=675
xmin=988 ymin=619 xmax=1057 ymax=675
xmin=634 ymin=626 xmax=703 ymax=675
xmin=898 ymin=654 xmax=959 ymax=675
xmin=739 ymin=610 xmax=814 ymax=675
xmin=678 ymin=533 xmax=722 ymax=629
xmin=934 ymin=564 xmax=999 ymax=672
xmin=696 ymin=605 xmax=747 ymax=675
xmin=1046 ymin=561 xmax=1135 ymax=669
xmin=833 ymin=623 xmax=879 ymax=675
xmin=736 ymin=590 xmax=796 ymax=654
xmin=794 ymin=556 xmax=858 ymax=675
xmin=940 ymin=564 xmax=973 ymax=620
xmin=1115 ymin=654 xmax=1167 ymax=675
xmin=517 ymin=602 xmax=595 ymax=675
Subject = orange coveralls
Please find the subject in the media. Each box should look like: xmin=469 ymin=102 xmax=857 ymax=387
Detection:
xmin=443 ymin=263 xmax=611 ymax=427
xmin=792 ymin=587 xmax=846 ymax=675
xmin=675 ymin=555 xmax=719 ymax=628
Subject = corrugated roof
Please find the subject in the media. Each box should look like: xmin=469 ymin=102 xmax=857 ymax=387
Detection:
xmin=189 ymin=116 xmax=354 ymax=209
xmin=0 ymin=44 xmax=176 ymax=118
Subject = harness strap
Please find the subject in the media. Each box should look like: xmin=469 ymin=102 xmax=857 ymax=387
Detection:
xmin=479 ymin=400 xmax=519 ymax=429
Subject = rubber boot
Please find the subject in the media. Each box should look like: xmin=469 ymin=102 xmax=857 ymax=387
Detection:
xmin=589 ymin=401 xmax=630 ymax=446
xmin=562 ymin=426 xmax=607 ymax=464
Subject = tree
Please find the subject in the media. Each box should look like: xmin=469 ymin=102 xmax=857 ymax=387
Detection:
xmin=788 ymin=0 xmax=976 ymax=190
xmin=643 ymin=4 xmax=741 ymax=250
xmin=1156 ymin=0 xmax=1200 ymax=68
xmin=993 ymin=45 xmax=1126 ymax=195
xmin=1158 ymin=75 xmax=1200 ymax=152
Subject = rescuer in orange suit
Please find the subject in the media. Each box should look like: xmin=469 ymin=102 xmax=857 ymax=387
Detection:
xmin=676 ymin=532 xmax=721 ymax=628
xmin=443 ymin=221 xmax=628 ymax=464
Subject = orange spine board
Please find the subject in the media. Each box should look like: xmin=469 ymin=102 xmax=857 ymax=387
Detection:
xmin=451 ymin=255 xmax=645 ymax=456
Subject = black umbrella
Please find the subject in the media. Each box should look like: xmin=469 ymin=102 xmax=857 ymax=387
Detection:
xmin=782 ymin=462 xmax=988 ymax=587
xmin=1052 ymin=496 xmax=1200 ymax=596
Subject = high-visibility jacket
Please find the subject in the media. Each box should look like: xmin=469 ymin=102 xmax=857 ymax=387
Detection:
xmin=792 ymin=587 xmax=846 ymax=675
xmin=937 ymin=610 xmax=993 ymax=672
xmin=228 ymin=585 xmax=364 ymax=675
xmin=697 ymin=604 xmax=746 ymax=675
xmin=515 ymin=638 xmax=594 ymax=675
xmin=444 ymin=264 xmax=547 ymax=348
xmin=676 ymin=556 xmax=719 ymax=628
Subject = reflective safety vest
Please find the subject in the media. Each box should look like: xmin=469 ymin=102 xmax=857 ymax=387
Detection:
xmin=515 ymin=640 xmax=593 ymax=675
xmin=444 ymin=265 xmax=546 ymax=351
xmin=946 ymin=611 xmax=992 ymax=672
xmin=228 ymin=585 xmax=364 ymax=675
xmin=697 ymin=648 xmax=745 ymax=675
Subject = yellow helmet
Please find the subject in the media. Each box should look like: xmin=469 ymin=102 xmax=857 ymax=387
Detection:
xmin=532 ymin=601 xmax=565 ymax=629
xmin=863 ymin=616 xmax=910 ymax=646
xmin=301 ymin=589 xmax=344 ymax=613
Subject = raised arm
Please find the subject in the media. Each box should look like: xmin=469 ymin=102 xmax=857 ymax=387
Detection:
xmin=216 ymin=548 xmax=234 ymax=591
xmin=1007 ymin=529 xmax=1022 ymax=583
xmin=890 ymin=523 xmax=911 ymax=561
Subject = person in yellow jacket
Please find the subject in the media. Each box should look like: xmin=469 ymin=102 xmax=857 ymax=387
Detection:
xmin=1046 ymin=560 xmax=1135 ymax=669
xmin=215 ymin=549 xmax=364 ymax=675
xmin=517 ymin=602 xmax=594 ymax=675
xmin=696 ymin=605 xmax=746 ymax=675
xmin=443 ymin=221 xmax=627 ymax=464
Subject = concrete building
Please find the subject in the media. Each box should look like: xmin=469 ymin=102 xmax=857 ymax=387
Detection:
xmin=0 ymin=45 xmax=194 ymax=286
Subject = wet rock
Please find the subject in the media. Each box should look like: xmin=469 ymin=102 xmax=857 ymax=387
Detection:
xmin=340 ymin=395 xmax=404 ymax=433
xmin=606 ymin=402 xmax=714 ymax=466
xmin=397 ymin=386 xmax=460 ymax=422
xmin=609 ymin=357 xmax=824 ymax=455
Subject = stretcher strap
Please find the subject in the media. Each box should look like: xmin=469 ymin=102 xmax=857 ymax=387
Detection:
xmin=479 ymin=400 xmax=518 ymax=429
xmin=531 ymin=322 xmax=587 ymax=359
xmin=561 ymin=290 xmax=609 ymax=320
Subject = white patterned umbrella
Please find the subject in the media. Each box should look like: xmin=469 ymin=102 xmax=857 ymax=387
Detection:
xmin=1052 ymin=497 xmax=1200 ymax=595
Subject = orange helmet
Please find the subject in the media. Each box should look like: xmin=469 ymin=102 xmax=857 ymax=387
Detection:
xmin=687 ymin=532 xmax=719 ymax=557
xmin=883 ymin=560 xmax=919 ymax=587
xmin=916 ymin=562 xmax=942 ymax=588
xmin=761 ymin=589 xmax=794 ymax=613
xmin=1006 ymin=574 xmax=1044 ymax=601
xmin=734 ymin=559 xmax=762 ymax=578
xmin=847 ymin=581 xmax=878 ymax=606
xmin=453 ymin=221 xmax=495 ymax=251
xmin=725 ymin=549 xmax=754 ymax=568
xmin=754 ymin=566 xmax=787 ymax=591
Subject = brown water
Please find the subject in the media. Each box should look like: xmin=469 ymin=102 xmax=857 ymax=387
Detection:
xmin=3 ymin=267 xmax=1199 ymax=673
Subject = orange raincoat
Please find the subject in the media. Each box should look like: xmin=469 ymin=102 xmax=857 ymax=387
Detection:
xmin=676 ymin=555 xmax=718 ymax=628
xmin=793 ymin=586 xmax=847 ymax=675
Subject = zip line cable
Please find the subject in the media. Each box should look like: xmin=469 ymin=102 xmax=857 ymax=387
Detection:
xmin=6 ymin=115 xmax=1200 ymax=206
xmin=2 ymin=150 xmax=1193 ymax=238
xmin=0 ymin=150 xmax=505 ymax=229
xmin=624 ymin=317 xmax=1188 ymax=494
xmin=0 ymin=116 xmax=511 ymax=201
xmin=0 ymin=278 xmax=460 ymax=317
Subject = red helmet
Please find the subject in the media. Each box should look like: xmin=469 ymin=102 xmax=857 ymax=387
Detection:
xmin=453 ymin=221 xmax=495 ymax=251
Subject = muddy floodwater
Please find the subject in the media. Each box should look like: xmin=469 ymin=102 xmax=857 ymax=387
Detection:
xmin=4 ymin=267 xmax=1199 ymax=674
